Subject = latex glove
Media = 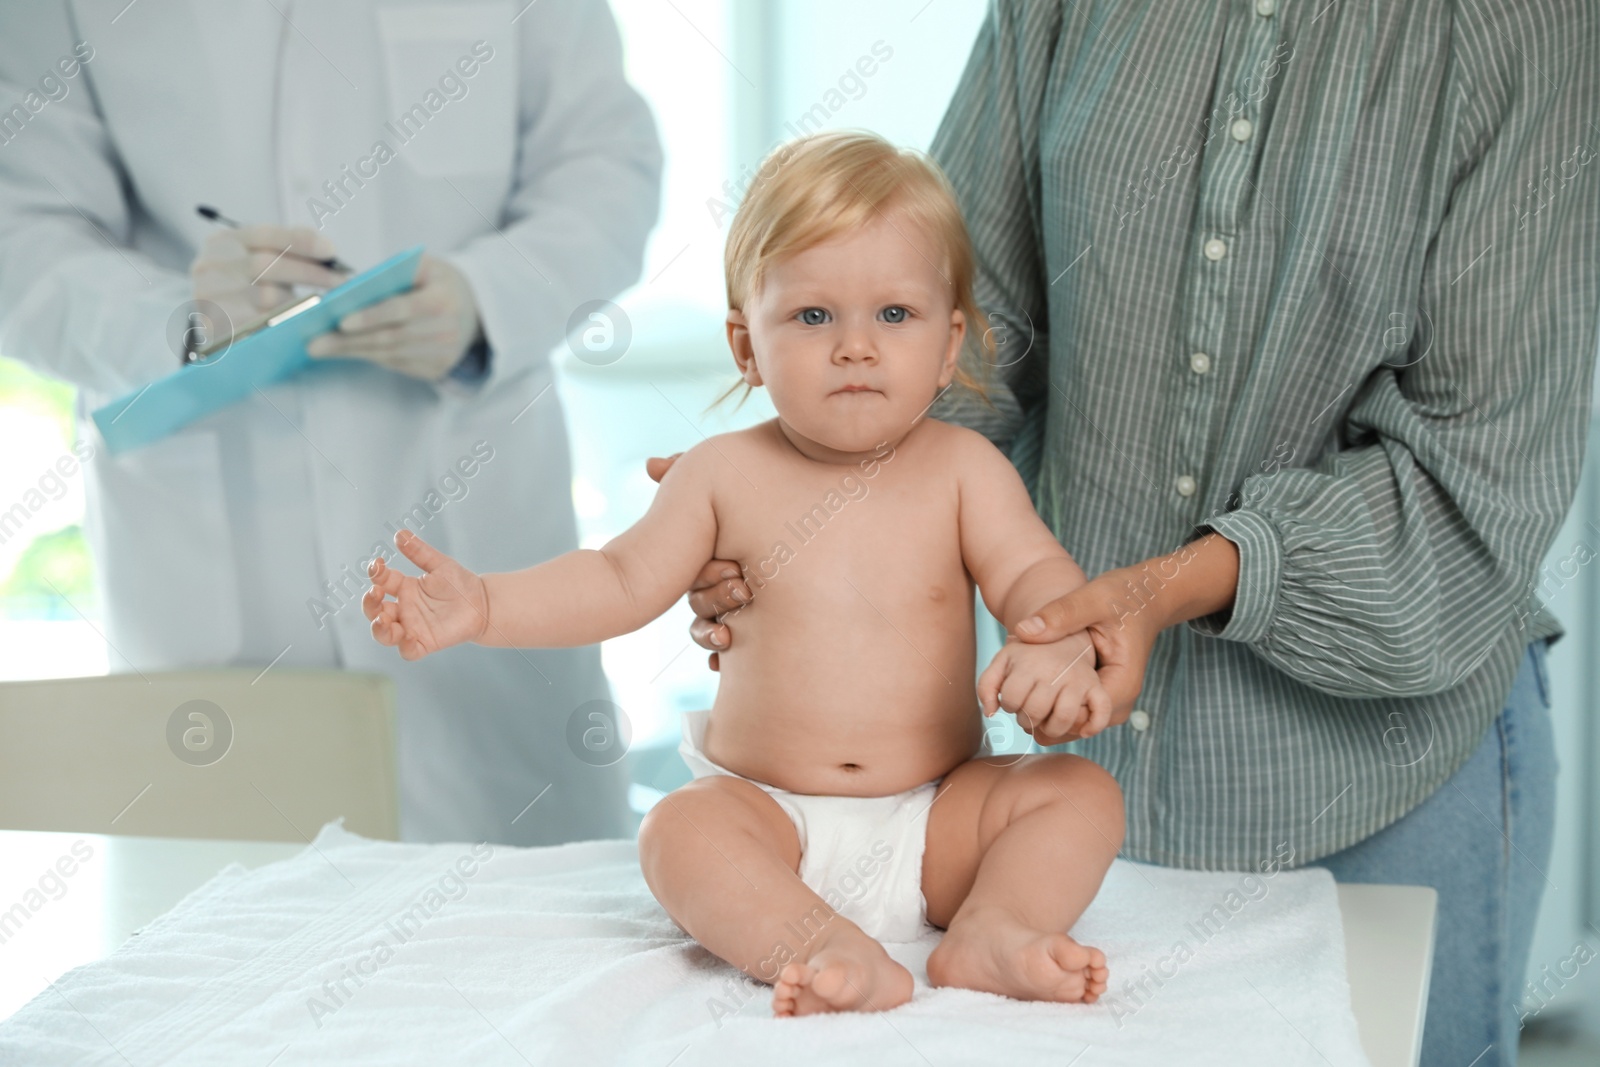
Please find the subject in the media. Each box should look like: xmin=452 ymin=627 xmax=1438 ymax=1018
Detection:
xmin=307 ymin=254 xmax=483 ymax=381
xmin=190 ymin=224 xmax=348 ymax=348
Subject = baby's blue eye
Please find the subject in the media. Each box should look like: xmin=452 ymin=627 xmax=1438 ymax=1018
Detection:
xmin=880 ymin=306 xmax=908 ymax=324
xmin=798 ymin=308 xmax=829 ymax=325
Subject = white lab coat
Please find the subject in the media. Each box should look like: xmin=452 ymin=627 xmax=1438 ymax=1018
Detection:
xmin=0 ymin=0 xmax=662 ymax=845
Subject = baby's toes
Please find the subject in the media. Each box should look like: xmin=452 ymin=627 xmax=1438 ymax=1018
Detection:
xmin=1084 ymin=966 xmax=1109 ymax=1001
xmin=771 ymin=965 xmax=808 ymax=1016
xmin=1045 ymin=934 xmax=1094 ymax=973
xmin=1080 ymin=948 xmax=1110 ymax=1002
xmin=1043 ymin=936 xmax=1106 ymax=1001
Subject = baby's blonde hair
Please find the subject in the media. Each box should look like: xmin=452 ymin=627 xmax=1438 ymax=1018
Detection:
xmin=710 ymin=129 xmax=997 ymax=412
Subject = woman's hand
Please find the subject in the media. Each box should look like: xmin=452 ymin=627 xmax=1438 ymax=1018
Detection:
xmin=363 ymin=529 xmax=490 ymax=660
xmin=1010 ymin=533 xmax=1241 ymax=741
xmin=646 ymin=452 xmax=750 ymax=671
xmin=1004 ymin=570 xmax=1163 ymax=743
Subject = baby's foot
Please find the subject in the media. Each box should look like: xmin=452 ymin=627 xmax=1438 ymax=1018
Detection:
xmin=927 ymin=905 xmax=1108 ymax=1003
xmin=771 ymin=925 xmax=914 ymax=1017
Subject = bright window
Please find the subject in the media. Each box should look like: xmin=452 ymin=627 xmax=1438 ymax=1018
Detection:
xmin=0 ymin=0 xmax=999 ymax=753
xmin=565 ymin=0 xmax=993 ymax=751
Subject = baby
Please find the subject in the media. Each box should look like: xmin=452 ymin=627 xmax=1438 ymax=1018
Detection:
xmin=363 ymin=130 xmax=1125 ymax=1018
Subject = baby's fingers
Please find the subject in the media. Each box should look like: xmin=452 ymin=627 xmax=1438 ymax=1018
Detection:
xmin=1003 ymin=675 xmax=1046 ymax=734
xmin=1081 ymin=683 xmax=1114 ymax=738
xmin=395 ymin=528 xmax=449 ymax=575
xmin=369 ymin=604 xmax=405 ymax=648
xmin=368 ymin=556 xmax=405 ymax=597
xmin=976 ymin=653 xmax=1010 ymax=717
xmin=1038 ymin=687 xmax=1088 ymax=742
xmin=1016 ymin=677 xmax=1063 ymax=736
xmin=361 ymin=583 xmax=388 ymax=622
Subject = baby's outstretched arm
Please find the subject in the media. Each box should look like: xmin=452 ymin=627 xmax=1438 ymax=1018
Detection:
xmin=364 ymin=442 xmax=721 ymax=658
xmin=954 ymin=429 xmax=1112 ymax=739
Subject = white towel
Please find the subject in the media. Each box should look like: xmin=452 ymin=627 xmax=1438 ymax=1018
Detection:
xmin=0 ymin=820 xmax=1372 ymax=1066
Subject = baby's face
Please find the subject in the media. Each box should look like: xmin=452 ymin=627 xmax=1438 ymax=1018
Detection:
xmin=728 ymin=210 xmax=965 ymax=460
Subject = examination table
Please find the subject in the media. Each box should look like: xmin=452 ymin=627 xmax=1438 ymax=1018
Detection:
xmin=0 ymin=823 xmax=1435 ymax=1065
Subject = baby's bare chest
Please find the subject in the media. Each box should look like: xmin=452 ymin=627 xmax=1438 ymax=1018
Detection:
xmin=714 ymin=467 xmax=970 ymax=613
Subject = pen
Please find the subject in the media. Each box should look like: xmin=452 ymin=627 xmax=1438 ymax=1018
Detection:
xmin=195 ymin=205 xmax=354 ymax=274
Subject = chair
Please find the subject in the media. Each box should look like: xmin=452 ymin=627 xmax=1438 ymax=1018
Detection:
xmin=0 ymin=669 xmax=397 ymax=842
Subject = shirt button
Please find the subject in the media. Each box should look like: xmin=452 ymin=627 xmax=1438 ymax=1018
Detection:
xmin=1256 ymin=0 xmax=1276 ymax=15
xmin=1203 ymin=238 xmax=1228 ymax=261
xmin=1230 ymin=118 xmax=1254 ymax=142
xmin=1175 ymin=474 xmax=1197 ymax=497
xmin=1129 ymin=709 xmax=1151 ymax=732
xmin=1190 ymin=351 xmax=1212 ymax=374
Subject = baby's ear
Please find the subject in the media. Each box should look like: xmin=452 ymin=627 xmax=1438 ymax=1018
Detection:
xmin=939 ymin=307 xmax=967 ymax=385
xmin=725 ymin=309 xmax=763 ymax=386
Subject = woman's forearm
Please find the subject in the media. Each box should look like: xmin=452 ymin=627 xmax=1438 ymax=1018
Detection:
xmin=1121 ymin=532 xmax=1240 ymax=632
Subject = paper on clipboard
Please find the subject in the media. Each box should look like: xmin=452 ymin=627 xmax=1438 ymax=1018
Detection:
xmin=91 ymin=245 xmax=425 ymax=454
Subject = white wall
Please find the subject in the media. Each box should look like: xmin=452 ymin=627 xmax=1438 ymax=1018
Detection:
xmin=1523 ymin=370 xmax=1600 ymax=1034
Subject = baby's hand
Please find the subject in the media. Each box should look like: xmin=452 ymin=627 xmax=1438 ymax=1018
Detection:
xmin=362 ymin=529 xmax=489 ymax=661
xmin=977 ymin=630 xmax=1112 ymax=743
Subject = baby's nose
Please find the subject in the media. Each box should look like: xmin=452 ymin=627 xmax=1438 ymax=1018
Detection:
xmin=835 ymin=332 xmax=878 ymax=360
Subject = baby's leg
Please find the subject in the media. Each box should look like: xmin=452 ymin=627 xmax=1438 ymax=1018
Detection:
xmin=921 ymin=754 xmax=1124 ymax=1003
xmin=638 ymin=774 xmax=913 ymax=1017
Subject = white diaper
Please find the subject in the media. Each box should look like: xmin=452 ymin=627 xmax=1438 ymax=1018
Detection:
xmin=675 ymin=708 xmax=942 ymax=943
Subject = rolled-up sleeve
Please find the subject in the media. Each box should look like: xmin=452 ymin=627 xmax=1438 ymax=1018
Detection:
xmin=1190 ymin=5 xmax=1600 ymax=699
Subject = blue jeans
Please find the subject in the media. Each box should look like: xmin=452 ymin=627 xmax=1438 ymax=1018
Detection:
xmin=1313 ymin=639 xmax=1557 ymax=1067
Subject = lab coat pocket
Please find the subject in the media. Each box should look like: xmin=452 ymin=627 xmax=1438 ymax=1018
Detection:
xmin=376 ymin=2 xmax=518 ymax=179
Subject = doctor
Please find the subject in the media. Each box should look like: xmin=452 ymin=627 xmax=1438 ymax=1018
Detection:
xmin=0 ymin=0 xmax=661 ymax=845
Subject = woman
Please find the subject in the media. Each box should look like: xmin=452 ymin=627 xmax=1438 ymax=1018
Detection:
xmin=658 ymin=2 xmax=1597 ymax=1063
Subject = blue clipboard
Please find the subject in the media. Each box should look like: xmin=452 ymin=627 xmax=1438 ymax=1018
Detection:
xmin=91 ymin=245 xmax=425 ymax=454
